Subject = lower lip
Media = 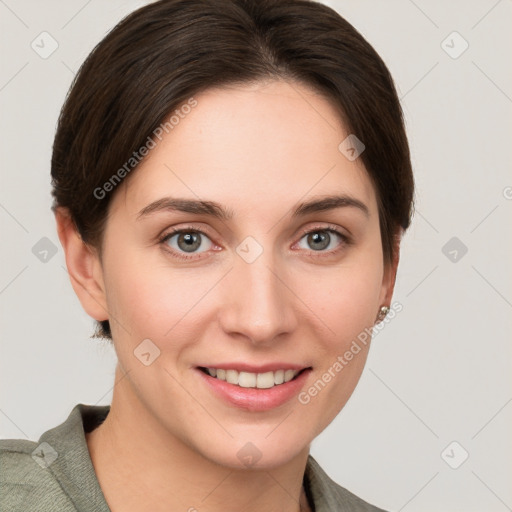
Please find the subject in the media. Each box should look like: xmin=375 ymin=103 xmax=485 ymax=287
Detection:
xmin=196 ymin=368 xmax=311 ymax=412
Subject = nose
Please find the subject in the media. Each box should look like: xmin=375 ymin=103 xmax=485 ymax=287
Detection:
xmin=217 ymin=247 xmax=298 ymax=346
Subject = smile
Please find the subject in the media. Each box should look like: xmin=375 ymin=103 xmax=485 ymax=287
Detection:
xmin=196 ymin=365 xmax=312 ymax=411
xmin=198 ymin=367 xmax=305 ymax=389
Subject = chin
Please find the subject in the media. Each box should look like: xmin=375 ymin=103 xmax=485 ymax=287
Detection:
xmin=194 ymin=432 xmax=310 ymax=471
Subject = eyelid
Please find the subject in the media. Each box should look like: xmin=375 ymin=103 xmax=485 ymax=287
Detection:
xmin=158 ymin=225 xmax=218 ymax=261
xmin=291 ymin=223 xmax=351 ymax=254
xmin=158 ymin=224 xmax=211 ymax=239
xmin=158 ymin=222 xmax=351 ymax=260
xmin=297 ymin=222 xmax=349 ymax=240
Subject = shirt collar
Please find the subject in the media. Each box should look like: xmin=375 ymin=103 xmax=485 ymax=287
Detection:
xmin=39 ymin=403 xmax=344 ymax=512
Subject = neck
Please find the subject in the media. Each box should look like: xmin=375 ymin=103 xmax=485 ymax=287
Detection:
xmin=86 ymin=365 xmax=311 ymax=512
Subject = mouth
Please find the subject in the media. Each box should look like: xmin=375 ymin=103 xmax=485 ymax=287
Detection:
xmin=196 ymin=364 xmax=312 ymax=411
xmin=197 ymin=366 xmax=310 ymax=389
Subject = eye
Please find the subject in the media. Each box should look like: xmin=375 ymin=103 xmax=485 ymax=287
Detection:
xmin=295 ymin=226 xmax=348 ymax=254
xmin=159 ymin=227 xmax=214 ymax=260
xmin=158 ymin=224 xmax=349 ymax=261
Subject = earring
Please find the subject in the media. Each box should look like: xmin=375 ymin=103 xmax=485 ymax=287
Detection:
xmin=376 ymin=305 xmax=390 ymax=322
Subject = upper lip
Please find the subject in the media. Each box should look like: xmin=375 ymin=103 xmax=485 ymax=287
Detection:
xmin=197 ymin=363 xmax=311 ymax=373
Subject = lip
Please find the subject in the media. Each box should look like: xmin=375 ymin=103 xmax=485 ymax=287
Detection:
xmin=197 ymin=362 xmax=307 ymax=373
xmin=195 ymin=366 xmax=312 ymax=412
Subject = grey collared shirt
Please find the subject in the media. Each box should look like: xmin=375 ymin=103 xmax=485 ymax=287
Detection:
xmin=1 ymin=404 xmax=388 ymax=511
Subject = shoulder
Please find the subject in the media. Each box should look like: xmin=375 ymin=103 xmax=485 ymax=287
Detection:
xmin=0 ymin=438 xmax=77 ymax=511
xmin=0 ymin=403 xmax=110 ymax=512
xmin=305 ymin=455 xmax=390 ymax=512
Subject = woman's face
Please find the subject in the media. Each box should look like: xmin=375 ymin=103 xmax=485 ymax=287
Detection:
xmin=95 ymin=79 xmax=396 ymax=468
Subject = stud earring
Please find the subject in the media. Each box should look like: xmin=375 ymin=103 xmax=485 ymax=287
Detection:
xmin=376 ymin=305 xmax=390 ymax=322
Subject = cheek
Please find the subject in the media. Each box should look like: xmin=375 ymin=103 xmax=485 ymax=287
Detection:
xmin=304 ymin=259 xmax=384 ymax=341
xmin=293 ymin=254 xmax=383 ymax=422
xmin=103 ymin=247 xmax=218 ymax=344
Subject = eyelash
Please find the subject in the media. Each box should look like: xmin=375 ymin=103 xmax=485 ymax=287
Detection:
xmin=158 ymin=226 xmax=215 ymax=261
xmin=158 ymin=224 xmax=351 ymax=261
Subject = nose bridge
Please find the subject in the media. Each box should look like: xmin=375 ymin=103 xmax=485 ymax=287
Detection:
xmin=219 ymin=241 xmax=296 ymax=344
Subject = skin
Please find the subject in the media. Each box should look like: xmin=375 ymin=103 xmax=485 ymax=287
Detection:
xmin=55 ymin=79 xmax=399 ymax=512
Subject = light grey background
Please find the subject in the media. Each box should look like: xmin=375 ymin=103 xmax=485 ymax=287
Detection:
xmin=1 ymin=1 xmax=511 ymax=511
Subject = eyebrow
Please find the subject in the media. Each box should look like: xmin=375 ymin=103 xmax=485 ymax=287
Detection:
xmin=136 ymin=194 xmax=369 ymax=221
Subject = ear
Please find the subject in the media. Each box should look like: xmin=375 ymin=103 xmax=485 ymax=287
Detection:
xmin=54 ymin=207 xmax=109 ymax=324
xmin=379 ymin=229 xmax=402 ymax=308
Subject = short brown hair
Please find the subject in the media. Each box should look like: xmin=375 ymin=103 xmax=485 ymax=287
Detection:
xmin=51 ymin=0 xmax=414 ymax=339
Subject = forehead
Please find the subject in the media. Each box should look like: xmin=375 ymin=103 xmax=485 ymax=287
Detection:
xmin=114 ymin=80 xmax=377 ymax=221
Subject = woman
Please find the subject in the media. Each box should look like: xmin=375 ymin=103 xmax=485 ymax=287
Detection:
xmin=0 ymin=0 xmax=413 ymax=510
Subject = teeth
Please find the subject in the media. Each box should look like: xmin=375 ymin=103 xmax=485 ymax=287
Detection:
xmin=205 ymin=367 xmax=301 ymax=389
xmin=256 ymin=371 xmax=274 ymax=389
xmin=284 ymin=369 xmax=296 ymax=382
xmin=274 ymin=369 xmax=284 ymax=385
xmin=239 ymin=372 xmax=256 ymax=388
xmin=226 ymin=369 xmax=239 ymax=385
